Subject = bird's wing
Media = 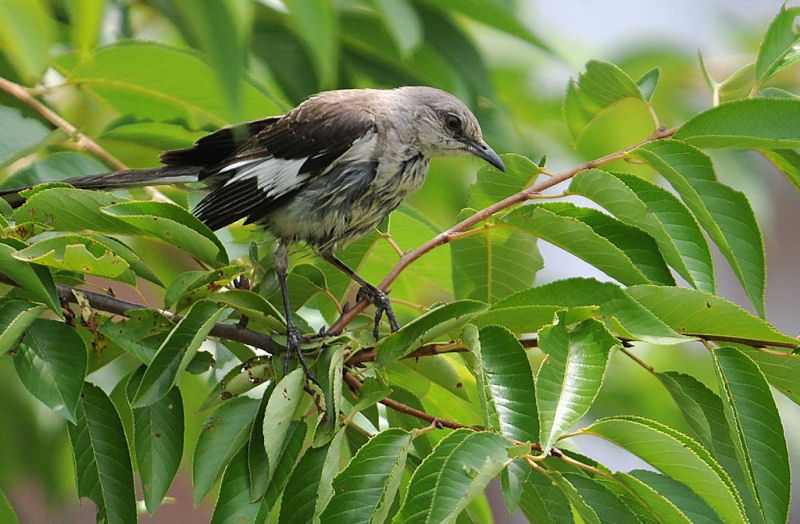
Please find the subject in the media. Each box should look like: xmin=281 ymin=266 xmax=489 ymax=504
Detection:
xmin=192 ymin=104 xmax=377 ymax=231
xmin=159 ymin=117 xmax=281 ymax=167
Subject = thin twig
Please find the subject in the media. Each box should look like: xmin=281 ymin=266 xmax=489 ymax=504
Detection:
xmin=0 ymin=76 xmax=127 ymax=170
xmin=343 ymin=371 xmax=476 ymax=430
xmin=618 ymin=345 xmax=657 ymax=374
xmin=327 ymin=126 xmax=678 ymax=334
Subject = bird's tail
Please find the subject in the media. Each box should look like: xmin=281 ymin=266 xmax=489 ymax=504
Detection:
xmin=0 ymin=165 xmax=200 ymax=208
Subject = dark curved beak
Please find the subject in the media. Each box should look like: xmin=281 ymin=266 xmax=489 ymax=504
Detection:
xmin=466 ymin=139 xmax=506 ymax=172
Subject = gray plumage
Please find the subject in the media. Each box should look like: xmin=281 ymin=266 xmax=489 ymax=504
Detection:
xmin=1 ymin=86 xmax=505 ymax=380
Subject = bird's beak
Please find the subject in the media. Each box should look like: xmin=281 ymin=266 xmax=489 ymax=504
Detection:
xmin=466 ymin=139 xmax=506 ymax=172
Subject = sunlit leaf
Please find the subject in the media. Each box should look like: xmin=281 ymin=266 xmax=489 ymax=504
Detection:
xmin=0 ymin=0 xmax=55 ymax=83
xmin=755 ymin=5 xmax=800 ymax=81
xmin=712 ymin=346 xmax=790 ymax=524
xmin=635 ymin=140 xmax=765 ymax=315
xmin=583 ymin=416 xmax=746 ymax=524
xmin=537 ymin=316 xmax=617 ymax=451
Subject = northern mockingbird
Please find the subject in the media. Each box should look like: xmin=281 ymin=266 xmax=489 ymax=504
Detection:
xmin=1 ymin=86 xmax=505 ymax=379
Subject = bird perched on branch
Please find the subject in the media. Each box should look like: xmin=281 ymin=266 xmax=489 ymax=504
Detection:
xmin=1 ymin=86 xmax=505 ymax=379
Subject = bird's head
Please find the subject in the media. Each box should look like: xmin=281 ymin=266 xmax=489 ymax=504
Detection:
xmin=398 ymin=86 xmax=506 ymax=172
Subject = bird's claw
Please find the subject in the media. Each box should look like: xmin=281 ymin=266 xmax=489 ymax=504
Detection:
xmin=284 ymin=325 xmax=320 ymax=386
xmin=357 ymin=285 xmax=400 ymax=339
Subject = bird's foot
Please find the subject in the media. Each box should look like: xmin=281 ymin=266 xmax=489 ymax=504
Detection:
xmin=357 ymin=285 xmax=400 ymax=339
xmin=284 ymin=325 xmax=320 ymax=386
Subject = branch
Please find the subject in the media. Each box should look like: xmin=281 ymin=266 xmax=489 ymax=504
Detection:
xmin=55 ymin=283 xmax=281 ymax=353
xmin=343 ymin=371 xmax=476 ymax=430
xmin=0 ymin=76 xmax=127 ymax=171
xmin=328 ymin=126 xmax=678 ymax=334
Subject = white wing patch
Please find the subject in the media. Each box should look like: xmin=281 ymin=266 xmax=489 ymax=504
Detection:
xmin=225 ymin=156 xmax=309 ymax=197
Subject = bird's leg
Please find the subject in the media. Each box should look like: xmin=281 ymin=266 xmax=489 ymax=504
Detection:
xmin=322 ymin=253 xmax=400 ymax=339
xmin=275 ymin=242 xmax=318 ymax=385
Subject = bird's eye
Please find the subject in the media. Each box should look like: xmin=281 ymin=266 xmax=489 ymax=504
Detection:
xmin=445 ymin=114 xmax=462 ymax=132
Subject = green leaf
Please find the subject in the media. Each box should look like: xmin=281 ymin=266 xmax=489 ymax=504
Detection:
xmin=418 ymin=0 xmax=550 ymax=52
xmin=583 ymin=415 xmax=746 ymax=524
xmin=246 ymin=383 xmax=273 ymax=501
xmin=102 ymin=201 xmax=228 ymax=266
xmin=537 ymin=317 xmax=617 ymax=451
xmin=656 ymin=371 xmax=760 ymax=523
xmin=712 ymin=346 xmax=790 ymax=524
xmin=133 ymin=301 xmax=227 ymax=407
xmin=569 ymin=169 xmax=714 ymax=292
xmin=520 ymin=472 xmax=574 ymax=524
xmin=279 ymin=433 xmax=344 ymax=524
xmin=263 ymin=369 xmax=306 ymax=490
xmin=68 ymin=383 xmax=136 ymax=524
xmin=394 ymin=429 xmax=515 ymax=523
xmin=0 ymin=299 xmax=44 ymax=353
xmin=467 ymin=325 xmax=538 ymax=440
xmin=285 ymin=0 xmax=338 ymax=88
xmin=209 ymin=289 xmax=285 ymax=330
xmin=15 ymin=319 xmax=87 ymax=423
xmin=503 ymin=204 xmax=655 ymax=286
xmin=171 ymin=0 xmax=248 ymax=120
xmin=0 ymin=239 xmax=60 ymax=313
xmin=376 ymin=300 xmax=488 ymax=364
xmin=468 ymin=325 xmax=537 ymax=511
xmin=636 ymin=67 xmax=660 ymax=102
xmin=13 ymin=234 xmax=136 ymax=284
xmin=451 ymin=209 xmax=542 ymax=304
xmin=164 ymin=265 xmax=245 ymax=310
xmin=0 ymin=107 xmax=50 ymax=167
xmin=12 ymin=187 xmax=137 ymax=235
xmin=467 ymin=154 xmax=542 ymax=209
xmin=0 ymin=490 xmax=18 ymax=524
xmin=631 ymin=470 xmax=724 ymax=524
xmin=756 ymin=5 xmax=800 ymax=81
xmin=211 ymin=447 xmax=268 ymax=524
xmin=563 ymin=60 xmax=645 ymax=142
xmin=193 ymin=396 xmax=261 ymax=505
xmin=320 ymin=428 xmax=412 ymax=524
xmin=547 ymin=472 xmax=600 ymax=524
xmin=262 ymin=421 xmax=307 ymax=507
xmin=614 ymin=472 xmax=693 ymax=524
xmin=626 ymin=285 xmax=797 ymax=347
xmin=0 ymin=0 xmax=56 ymax=83
xmin=634 ymin=140 xmax=765 ymax=315
xmin=370 ymin=0 xmax=422 ymax=56
xmin=563 ymin=473 xmax=641 ymax=523
xmin=674 ymin=98 xmax=800 ymax=149
xmin=96 ymin=309 xmax=173 ymax=364
xmin=200 ymin=356 xmax=275 ymax=411
xmin=57 ymin=43 xmax=281 ymax=125
xmin=761 ymin=148 xmax=800 ymax=192
xmin=67 ymin=0 xmax=106 ymax=56
xmin=487 ymin=277 xmax=685 ymax=344
xmin=719 ymin=64 xmax=756 ymax=101
xmin=314 ymin=346 xmax=344 ymax=445
xmin=2 ymin=151 xmax=106 ymax=189
xmin=735 ymin=344 xmax=800 ymax=404
xmin=128 ymin=369 xmax=184 ymax=514
xmin=399 ymin=354 xmax=470 ymax=402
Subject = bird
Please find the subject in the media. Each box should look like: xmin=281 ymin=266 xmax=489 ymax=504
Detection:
xmin=1 ymin=86 xmax=506 ymax=380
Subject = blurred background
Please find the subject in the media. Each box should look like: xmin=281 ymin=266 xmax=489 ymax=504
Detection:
xmin=0 ymin=0 xmax=797 ymax=522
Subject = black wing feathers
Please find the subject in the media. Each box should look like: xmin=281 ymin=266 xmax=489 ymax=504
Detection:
xmin=191 ymin=103 xmax=376 ymax=230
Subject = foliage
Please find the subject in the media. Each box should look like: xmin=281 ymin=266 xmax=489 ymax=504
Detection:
xmin=1 ymin=1 xmax=800 ymax=523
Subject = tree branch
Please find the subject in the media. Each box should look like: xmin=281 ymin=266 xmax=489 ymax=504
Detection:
xmin=55 ymin=283 xmax=282 ymax=353
xmin=327 ymin=126 xmax=678 ymax=334
xmin=343 ymin=371 xmax=477 ymax=430
xmin=0 ymin=76 xmax=127 ymax=171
